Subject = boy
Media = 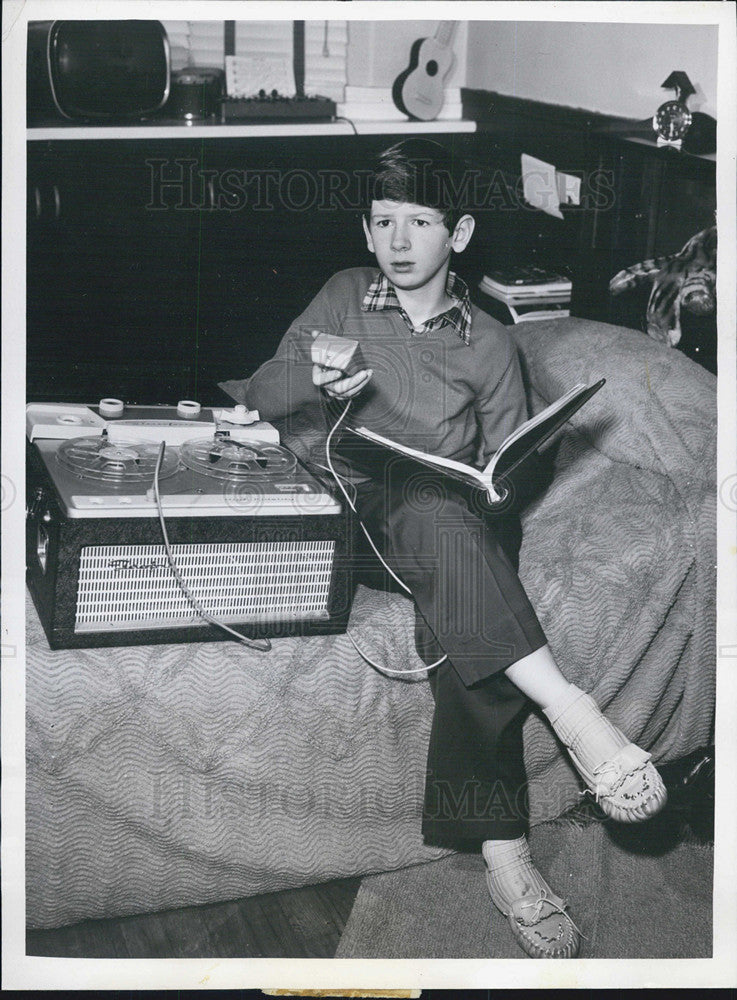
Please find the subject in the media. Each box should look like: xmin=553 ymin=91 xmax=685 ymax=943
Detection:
xmin=238 ymin=139 xmax=667 ymax=958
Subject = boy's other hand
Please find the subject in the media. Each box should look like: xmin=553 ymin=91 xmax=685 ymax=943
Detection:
xmin=310 ymin=330 xmax=372 ymax=399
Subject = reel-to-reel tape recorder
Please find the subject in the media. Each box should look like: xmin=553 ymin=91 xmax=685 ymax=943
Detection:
xmin=26 ymin=402 xmax=355 ymax=649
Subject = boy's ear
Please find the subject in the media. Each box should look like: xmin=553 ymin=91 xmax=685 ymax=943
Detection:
xmin=362 ymin=215 xmax=375 ymax=253
xmin=450 ymin=214 xmax=475 ymax=254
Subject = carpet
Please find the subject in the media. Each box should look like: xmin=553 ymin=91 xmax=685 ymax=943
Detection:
xmin=335 ymin=817 xmax=713 ymax=959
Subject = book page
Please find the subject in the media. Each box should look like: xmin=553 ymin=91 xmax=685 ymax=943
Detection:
xmin=350 ymin=426 xmax=491 ymax=486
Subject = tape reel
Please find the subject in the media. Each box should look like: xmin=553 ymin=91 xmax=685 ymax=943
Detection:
xmin=179 ymin=437 xmax=297 ymax=481
xmin=57 ymin=436 xmax=180 ymax=484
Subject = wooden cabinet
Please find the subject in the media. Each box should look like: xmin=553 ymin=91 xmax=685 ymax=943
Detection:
xmin=464 ymin=115 xmax=600 ymax=287
xmin=462 ymin=93 xmax=717 ymax=369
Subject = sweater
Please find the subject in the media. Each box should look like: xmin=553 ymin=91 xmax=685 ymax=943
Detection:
xmin=221 ymin=267 xmax=528 ymax=473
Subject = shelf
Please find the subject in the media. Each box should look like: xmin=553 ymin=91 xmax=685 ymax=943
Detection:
xmin=27 ymin=119 xmax=477 ymax=141
xmin=615 ymin=133 xmax=716 ymax=164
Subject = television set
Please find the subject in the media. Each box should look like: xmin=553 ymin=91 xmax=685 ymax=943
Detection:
xmin=27 ymin=20 xmax=170 ymax=124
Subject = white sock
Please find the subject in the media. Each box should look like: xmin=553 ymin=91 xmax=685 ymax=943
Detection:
xmin=482 ymin=836 xmax=549 ymax=908
xmin=543 ymin=684 xmax=629 ymax=774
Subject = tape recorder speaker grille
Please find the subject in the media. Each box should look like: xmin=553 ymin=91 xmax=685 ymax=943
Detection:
xmin=76 ymin=540 xmax=335 ymax=632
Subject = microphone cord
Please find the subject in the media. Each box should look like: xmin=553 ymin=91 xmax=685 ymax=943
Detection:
xmin=324 ymin=400 xmax=445 ymax=678
xmin=152 ymin=441 xmax=271 ymax=651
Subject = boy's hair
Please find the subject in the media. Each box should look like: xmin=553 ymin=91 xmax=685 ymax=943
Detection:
xmin=366 ymin=138 xmax=467 ymax=233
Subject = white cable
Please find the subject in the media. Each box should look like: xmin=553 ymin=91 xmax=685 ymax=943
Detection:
xmin=325 ymin=400 xmax=411 ymax=594
xmin=347 ymin=630 xmax=437 ymax=678
xmin=153 ymin=441 xmax=271 ymax=651
xmin=325 ymin=399 xmax=446 ymax=676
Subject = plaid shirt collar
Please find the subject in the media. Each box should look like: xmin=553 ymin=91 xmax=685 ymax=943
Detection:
xmin=362 ymin=269 xmax=473 ymax=345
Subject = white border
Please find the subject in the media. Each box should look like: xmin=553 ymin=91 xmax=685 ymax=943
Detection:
xmin=3 ymin=0 xmax=736 ymax=990
xmin=713 ymin=0 xmax=737 ymax=982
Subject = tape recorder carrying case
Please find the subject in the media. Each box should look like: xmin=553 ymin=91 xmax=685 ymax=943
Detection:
xmin=26 ymin=402 xmax=356 ymax=649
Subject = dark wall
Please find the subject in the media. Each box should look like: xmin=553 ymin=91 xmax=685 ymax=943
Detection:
xmin=27 ymin=97 xmax=716 ymax=403
xmin=29 ymin=132 xmax=479 ymax=404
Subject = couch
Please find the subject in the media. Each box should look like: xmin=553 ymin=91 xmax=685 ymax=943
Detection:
xmin=26 ymin=317 xmax=716 ymax=929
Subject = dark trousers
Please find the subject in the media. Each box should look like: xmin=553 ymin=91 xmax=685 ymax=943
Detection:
xmin=353 ymin=459 xmax=547 ymax=847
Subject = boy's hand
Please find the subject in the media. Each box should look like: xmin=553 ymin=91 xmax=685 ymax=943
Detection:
xmin=310 ymin=331 xmax=372 ymax=399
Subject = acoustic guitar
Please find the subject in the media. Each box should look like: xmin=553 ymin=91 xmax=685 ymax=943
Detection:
xmin=392 ymin=22 xmax=458 ymax=121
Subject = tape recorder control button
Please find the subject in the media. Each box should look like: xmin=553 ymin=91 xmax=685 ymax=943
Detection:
xmin=99 ymin=398 xmax=125 ymax=418
xmin=177 ymin=400 xmax=201 ymax=419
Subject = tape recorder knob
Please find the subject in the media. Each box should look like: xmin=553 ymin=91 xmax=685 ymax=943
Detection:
xmin=177 ymin=399 xmax=201 ymax=419
xmin=99 ymin=398 xmax=125 ymax=418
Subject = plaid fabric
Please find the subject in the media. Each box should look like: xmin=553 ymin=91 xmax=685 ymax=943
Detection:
xmin=362 ymin=270 xmax=473 ymax=345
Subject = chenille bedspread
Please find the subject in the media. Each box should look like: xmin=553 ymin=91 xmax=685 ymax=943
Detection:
xmin=26 ymin=319 xmax=716 ymax=928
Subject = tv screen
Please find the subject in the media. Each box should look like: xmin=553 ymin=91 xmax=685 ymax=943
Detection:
xmin=28 ymin=20 xmax=170 ymax=122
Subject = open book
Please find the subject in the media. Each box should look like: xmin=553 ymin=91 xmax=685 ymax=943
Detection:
xmin=345 ymin=380 xmax=605 ymax=504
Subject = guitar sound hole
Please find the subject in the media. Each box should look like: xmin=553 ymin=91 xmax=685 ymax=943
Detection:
xmin=425 ymin=60 xmax=438 ymax=77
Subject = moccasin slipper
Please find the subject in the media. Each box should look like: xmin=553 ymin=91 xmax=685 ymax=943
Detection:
xmin=486 ymin=872 xmax=582 ymax=959
xmin=567 ymin=741 xmax=668 ymax=823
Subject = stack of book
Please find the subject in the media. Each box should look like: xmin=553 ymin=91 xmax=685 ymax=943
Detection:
xmin=479 ymin=265 xmax=572 ymax=324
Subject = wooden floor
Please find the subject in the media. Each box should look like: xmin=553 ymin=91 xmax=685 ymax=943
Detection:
xmin=26 ymin=876 xmax=362 ymax=959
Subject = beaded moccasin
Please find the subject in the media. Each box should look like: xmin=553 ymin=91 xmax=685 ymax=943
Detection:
xmin=482 ymin=841 xmax=583 ymax=959
xmin=485 ymin=871 xmax=582 ymax=959
xmin=567 ymin=740 xmax=668 ymax=823
xmin=545 ymin=689 xmax=668 ymax=823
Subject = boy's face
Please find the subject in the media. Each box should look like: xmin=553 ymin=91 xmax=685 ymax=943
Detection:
xmin=363 ymin=200 xmax=468 ymax=293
